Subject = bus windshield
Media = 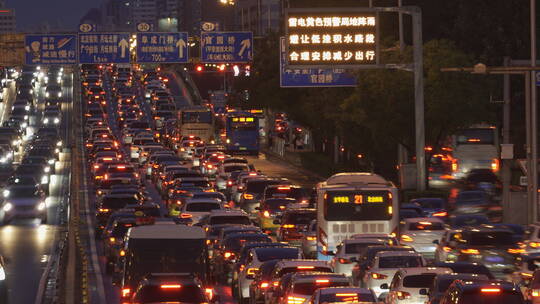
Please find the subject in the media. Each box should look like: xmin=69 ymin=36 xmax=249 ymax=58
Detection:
xmin=325 ymin=191 xmax=392 ymax=221
xmin=456 ymin=128 xmax=495 ymax=145
xmin=182 ymin=111 xmax=212 ymax=124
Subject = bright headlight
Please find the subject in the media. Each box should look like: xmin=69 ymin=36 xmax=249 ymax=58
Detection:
xmin=21 ymin=122 xmax=27 ymax=128
xmin=3 ymin=203 xmax=12 ymax=212
xmin=44 ymin=166 xmax=50 ymax=173
xmin=45 ymin=92 xmax=49 ymax=97
xmin=58 ymin=92 xmax=62 ymax=97
xmin=37 ymin=202 xmax=46 ymax=211
xmin=30 ymin=89 xmax=33 ymax=94
xmin=2 ymin=190 xmax=9 ymax=198
xmin=43 ymin=118 xmax=49 ymax=124
xmin=57 ymin=141 xmax=62 ymax=147
xmin=25 ymin=105 xmax=30 ymax=111
xmin=48 ymin=159 xmax=55 ymax=165
xmin=11 ymin=140 xmax=17 ymax=146
xmin=55 ymin=148 xmax=60 ymax=154
xmin=41 ymin=176 xmax=48 ymax=184
xmin=24 ymin=115 xmax=28 ymax=120
xmin=54 ymin=118 xmax=60 ymax=124
xmin=0 ymin=157 xmax=7 ymax=163
xmin=0 ymin=266 xmax=5 ymax=280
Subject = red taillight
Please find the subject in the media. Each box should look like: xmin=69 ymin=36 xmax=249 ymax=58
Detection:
xmin=121 ymin=288 xmax=131 ymax=298
xmin=338 ymin=258 xmax=351 ymax=264
xmin=432 ymin=211 xmax=448 ymax=217
xmin=396 ymin=291 xmax=411 ymax=300
xmin=161 ymin=284 xmax=181 ymax=289
xmin=180 ymin=213 xmax=192 ymax=218
xmin=370 ymin=273 xmax=387 ymax=279
xmin=481 ymin=288 xmax=501 ymax=293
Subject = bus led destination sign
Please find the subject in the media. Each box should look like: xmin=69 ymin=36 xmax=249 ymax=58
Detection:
xmin=285 ymin=9 xmax=378 ymax=68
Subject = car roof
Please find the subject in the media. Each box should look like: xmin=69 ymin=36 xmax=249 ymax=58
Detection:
xmin=402 ymin=217 xmax=445 ymax=224
xmin=290 ymin=272 xmax=348 ymax=283
xmin=375 ymin=251 xmax=420 ymax=258
xmin=209 ymin=209 xmax=248 ymax=216
xmin=316 ymin=287 xmax=375 ymax=295
xmin=397 ymin=267 xmax=452 ymax=276
xmin=452 ymin=280 xmax=519 ymax=292
xmin=185 ymin=198 xmax=222 ymax=204
xmin=276 ymin=260 xmax=330 ymax=268
xmin=128 ymin=224 xmax=205 ymax=239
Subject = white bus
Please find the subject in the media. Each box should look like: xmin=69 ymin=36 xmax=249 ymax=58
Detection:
xmin=178 ymin=106 xmax=215 ymax=143
xmin=451 ymin=125 xmax=499 ymax=179
xmin=316 ymin=173 xmax=399 ymax=260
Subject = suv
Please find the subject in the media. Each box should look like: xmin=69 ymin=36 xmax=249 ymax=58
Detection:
xmin=440 ymin=280 xmax=524 ymax=304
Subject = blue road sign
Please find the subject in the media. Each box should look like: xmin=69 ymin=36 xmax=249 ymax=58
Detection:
xmin=79 ymin=33 xmax=131 ymax=64
xmin=279 ymin=38 xmax=356 ymax=88
xmin=25 ymin=34 xmax=77 ymax=65
xmin=136 ymin=32 xmax=188 ymax=64
xmin=201 ymin=32 xmax=252 ymax=63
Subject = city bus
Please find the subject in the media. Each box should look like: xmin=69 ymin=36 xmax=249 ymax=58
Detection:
xmin=224 ymin=112 xmax=259 ymax=155
xmin=178 ymin=106 xmax=215 ymax=143
xmin=315 ymin=173 xmax=399 ymax=260
xmin=450 ymin=125 xmax=499 ymax=179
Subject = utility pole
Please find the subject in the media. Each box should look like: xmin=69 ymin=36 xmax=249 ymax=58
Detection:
xmin=398 ymin=0 xmax=404 ymax=51
xmin=502 ymin=57 xmax=511 ymax=223
xmin=530 ymin=0 xmax=538 ymax=222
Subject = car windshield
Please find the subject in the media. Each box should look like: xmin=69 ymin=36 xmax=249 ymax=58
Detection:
xmin=225 ymin=165 xmax=248 ymax=173
xmin=292 ymin=281 xmax=350 ymax=295
xmin=246 ymin=180 xmax=281 ymax=194
xmin=318 ymin=292 xmax=376 ymax=303
xmin=263 ymin=199 xmax=294 ymax=211
xmin=458 ymin=291 xmax=523 ymax=303
xmin=6 ymin=187 xmax=39 ymax=198
xmin=224 ymin=235 xmax=271 ymax=252
xmin=408 ymin=222 xmax=445 ymax=231
xmin=210 ymin=216 xmax=251 ymax=225
xmin=378 ymin=256 xmax=423 ymax=268
xmin=345 ymin=242 xmax=384 ymax=254
xmin=283 ymin=212 xmax=316 ymax=225
xmin=403 ymin=274 xmax=437 ymax=288
xmin=255 ymin=248 xmax=299 ymax=262
xmin=452 ymin=216 xmax=489 ymax=227
xmin=101 ymin=196 xmax=139 ymax=209
xmin=465 ymin=231 xmax=515 ymax=246
xmin=413 ymin=199 xmax=443 ymax=209
xmin=185 ymin=202 xmax=221 ymax=212
xmin=137 ymin=285 xmax=207 ymax=303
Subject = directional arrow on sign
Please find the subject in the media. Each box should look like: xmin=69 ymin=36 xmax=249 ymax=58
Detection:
xmin=238 ymin=39 xmax=251 ymax=57
xmin=118 ymin=39 xmax=129 ymax=58
xmin=176 ymin=38 xmax=186 ymax=58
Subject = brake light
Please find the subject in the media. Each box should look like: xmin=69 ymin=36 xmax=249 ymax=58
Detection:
xmin=315 ymin=279 xmax=329 ymax=284
xmin=491 ymin=159 xmax=499 ymax=171
xmin=161 ymin=284 xmax=182 ymax=289
xmin=207 ymin=164 xmax=213 ymax=169
xmin=121 ymin=288 xmax=131 ymax=298
xmin=443 ymin=246 xmax=452 ymax=252
xmin=297 ymin=266 xmax=314 ymax=270
xmin=205 ymin=288 xmax=213 ymax=299
xmin=531 ymin=289 xmax=540 ymax=297
xmin=371 ymin=273 xmax=387 ymax=280
xmin=481 ymin=288 xmax=500 ymax=293
xmin=282 ymin=224 xmax=295 ymax=228
xmin=461 ymin=248 xmax=480 ymax=255
xmin=98 ymin=208 xmax=110 ymax=213
xmin=452 ymin=160 xmax=458 ymax=172
xmin=260 ymin=282 xmax=269 ymax=288
xmin=180 ymin=213 xmax=192 ymax=218
xmin=508 ymin=248 xmax=525 ymax=254
xmin=306 ymin=236 xmax=316 ymax=241
xmin=109 ymin=237 xmax=115 ymax=243
xmin=247 ymin=268 xmax=258 ymax=275
xmin=224 ymin=252 xmax=234 ymax=259
xmin=396 ymin=291 xmax=411 ymax=300
xmin=432 ymin=211 xmax=448 ymax=217
xmin=273 ymin=281 xmax=279 ymax=287
xmin=249 ymin=172 xmax=257 ymax=176
xmin=338 ymin=258 xmax=351 ymax=264
xmin=263 ymin=210 xmax=271 ymax=218
xmin=119 ymin=250 xmax=126 ymax=257
xmin=277 ymin=186 xmax=290 ymax=190
xmin=94 ymin=165 xmax=99 ymax=169
xmin=529 ymin=242 xmax=540 ymax=248
xmin=287 ymin=296 xmax=306 ymax=304
xmin=401 ymin=234 xmax=414 ymax=242
xmin=243 ymin=193 xmax=254 ymax=200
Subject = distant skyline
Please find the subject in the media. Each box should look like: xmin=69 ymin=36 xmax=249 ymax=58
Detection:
xmin=5 ymin=0 xmax=99 ymax=31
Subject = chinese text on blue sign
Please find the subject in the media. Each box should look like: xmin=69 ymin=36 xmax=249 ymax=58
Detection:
xmin=79 ymin=33 xmax=130 ymax=64
xmin=25 ymin=35 xmax=77 ymax=65
xmin=285 ymin=10 xmax=378 ymax=67
xmin=279 ymin=38 xmax=356 ymax=88
xmin=136 ymin=32 xmax=188 ymax=63
xmin=201 ymin=32 xmax=253 ymax=63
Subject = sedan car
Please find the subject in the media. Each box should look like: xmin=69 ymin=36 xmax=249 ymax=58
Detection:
xmin=1 ymin=184 xmax=47 ymax=224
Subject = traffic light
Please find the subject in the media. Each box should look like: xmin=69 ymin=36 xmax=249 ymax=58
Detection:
xmin=218 ymin=64 xmax=226 ymax=72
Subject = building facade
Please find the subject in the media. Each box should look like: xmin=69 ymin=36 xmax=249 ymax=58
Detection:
xmin=0 ymin=0 xmax=16 ymax=33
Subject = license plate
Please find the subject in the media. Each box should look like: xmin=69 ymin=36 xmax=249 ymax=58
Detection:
xmin=239 ymin=147 xmax=247 ymax=150
xmin=485 ymin=256 xmax=504 ymax=263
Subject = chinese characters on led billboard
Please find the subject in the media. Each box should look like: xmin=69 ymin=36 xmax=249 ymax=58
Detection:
xmin=285 ymin=11 xmax=378 ymax=67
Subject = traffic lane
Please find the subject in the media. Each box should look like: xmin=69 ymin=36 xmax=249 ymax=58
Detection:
xmin=163 ymin=71 xmax=191 ymax=107
xmin=245 ymin=153 xmax=319 ymax=188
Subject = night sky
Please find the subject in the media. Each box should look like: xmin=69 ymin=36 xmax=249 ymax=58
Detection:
xmin=6 ymin=0 xmax=98 ymax=31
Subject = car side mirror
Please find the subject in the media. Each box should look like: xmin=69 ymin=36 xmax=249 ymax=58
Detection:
xmin=380 ymin=283 xmax=389 ymax=290
xmin=419 ymin=288 xmax=428 ymax=295
xmin=433 ymin=239 xmax=439 ymax=244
